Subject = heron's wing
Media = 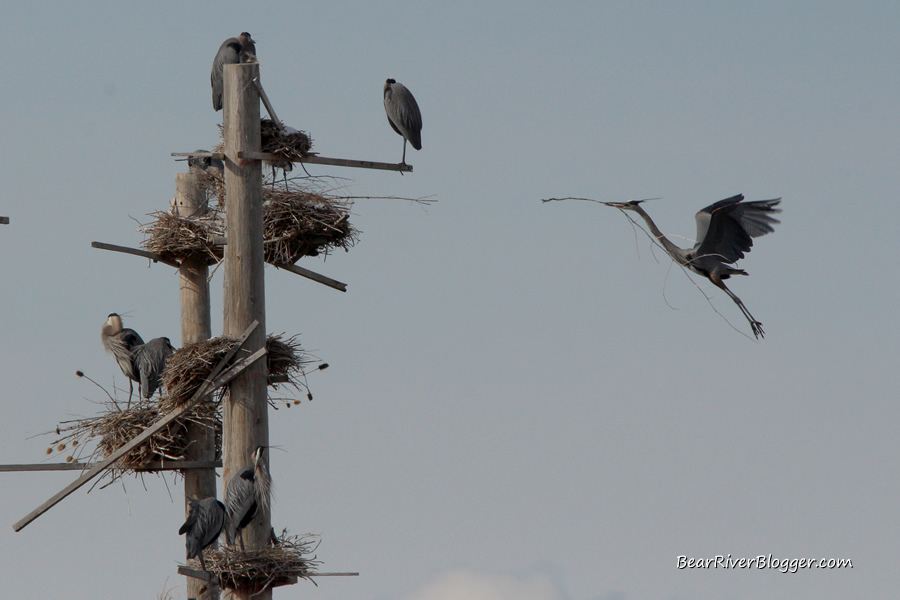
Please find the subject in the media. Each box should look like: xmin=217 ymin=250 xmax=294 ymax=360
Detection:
xmin=211 ymin=38 xmax=241 ymax=111
xmin=731 ymin=198 xmax=782 ymax=238
xmin=181 ymin=498 xmax=225 ymax=558
xmin=695 ymin=195 xmax=780 ymax=263
xmin=134 ymin=338 xmax=175 ymax=398
xmin=179 ymin=498 xmax=199 ymax=536
xmin=225 ymin=469 xmax=256 ymax=541
xmin=384 ymin=83 xmax=423 ymax=149
xmin=120 ymin=328 xmax=144 ymax=350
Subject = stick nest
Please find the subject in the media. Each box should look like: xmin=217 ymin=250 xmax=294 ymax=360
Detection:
xmin=261 ymin=118 xmax=313 ymax=161
xmin=47 ymin=396 xmax=222 ymax=480
xmin=161 ymin=334 xmax=312 ymax=406
xmin=140 ymin=185 xmax=358 ymax=265
xmin=43 ymin=335 xmax=313 ymax=482
xmin=199 ymin=532 xmax=323 ymax=591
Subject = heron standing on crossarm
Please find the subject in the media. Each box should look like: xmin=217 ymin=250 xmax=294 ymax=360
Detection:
xmin=383 ymin=78 xmax=422 ymax=165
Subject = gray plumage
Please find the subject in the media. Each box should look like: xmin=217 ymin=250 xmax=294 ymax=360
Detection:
xmin=383 ymin=78 xmax=422 ymax=164
xmin=608 ymin=194 xmax=782 ymax=339
xmin=187 ymin=149 xmax=224 ymax=179
xmin=211 ymin=32 xmax=257 ymax=111
xmin=225 ymin=446 xmax=271 ymax=551
xmin=179 ymin=496 xmax=225 ymax=572
xmin=133 ymin=337 xmax=175 ymax=399
xmin=101 ymin=313 xmax=144 ymax=404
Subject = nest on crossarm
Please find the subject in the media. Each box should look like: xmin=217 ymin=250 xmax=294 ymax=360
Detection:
xmin=160 ymin=334 xmax=313 ymax=406
xmin=140 ymin=181 xmax=358 ymax=265
xmin=140 ymin=211 xmax=224 ymax=265
xmin=45 ymin=395 xmax=221 ymax=482
xmin=263 ymin=189 xmax=357 ymax=262
xmin=261 ymin=118 xmax=313 ymax=162
xmin=197 ymin=532 xmax=323 ymax=591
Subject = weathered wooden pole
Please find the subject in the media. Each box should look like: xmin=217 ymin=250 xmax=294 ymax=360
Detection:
xmin=175 ymin=172 xmax=219 ymax=600
xmin=222 ymin=62 xmax=271 ymax=599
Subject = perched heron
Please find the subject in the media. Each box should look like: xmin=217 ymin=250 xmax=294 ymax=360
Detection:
xmin=101 ymin=313 xmax=144 ymax=404
xmin=179 ymin=496 xmax=226 ymax=573
xmin=101 ymin=314 xmax=175 ymax=404
xmin=605 ymin=194 xmax=782 ymax=338
xmin=133 ymin=337 xmax=175 ymax=399
xmin=211 ymin=32 xmax=257 ymax=111
xmin=383 ymin=78 xmax=422 ymax=164
xmin=225 ymin=446 xmax=271 ymax=551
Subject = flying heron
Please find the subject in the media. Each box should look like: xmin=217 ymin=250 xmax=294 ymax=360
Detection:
xmin=179 ymin=496 xmax=226 ymax=573
xmin=225 ymin=446 xmax=271 ymax=551
xmin=211 ymin=32 xmax=257 ymax=112
xmin=383 ymin=78 xmax=422 ymax=165
xmin=605 ymin=194 xmax=782 ymax=338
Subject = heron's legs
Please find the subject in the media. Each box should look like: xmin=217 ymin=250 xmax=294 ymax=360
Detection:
xmin=199 ymin=551 xmax=208 ymax=573
xmin=710 ymin=274 xmax=765 ymax=339
xmin=401 ymin=138 xmax=407 ymax=165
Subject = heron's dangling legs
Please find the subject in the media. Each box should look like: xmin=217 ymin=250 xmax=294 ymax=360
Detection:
xmin=710 ymin=274 xmax=765 ymax=339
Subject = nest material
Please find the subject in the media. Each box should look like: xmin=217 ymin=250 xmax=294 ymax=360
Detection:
xmin=48 ymin=396 xmax=221 ymax=478
xmin=263 ymin=190 xmax=357 ymax=263
xmin=161 ymin=334 xmax=311 ymax=406
xmin=140 ymin=184 xmax=358 ymax=265
xmin=140 ymin=211 xmax=224 ymax=264
xmin=199 ymin=532 xmax=322 ymax=591
xmin=261 ymin=118 xmax=313 ymax=161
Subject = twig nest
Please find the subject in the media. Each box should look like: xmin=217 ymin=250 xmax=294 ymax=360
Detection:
xmin=140 ymin=211 xmax=224 ymax=265
xmin=161 ymin=334 xmax=311 ymax=405
xmin=263 ymin=191 xmax=357 ymax=263
xmin=261 ymin=118 xmax=313 ymax=161
xmin=140 ymin=185 xmax=358 ymax=265
xmin=200 ymin=532 xmax=322 ymax=591
xmin=47 ymin=397 xmax=221 ymax=480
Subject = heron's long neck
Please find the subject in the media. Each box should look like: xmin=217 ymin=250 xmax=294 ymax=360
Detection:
xmin=630 ymin=204 xmax=688 ymax=264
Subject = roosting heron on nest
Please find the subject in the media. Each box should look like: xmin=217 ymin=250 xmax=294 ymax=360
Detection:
xmin=383 ymin=78 xmax=422 ymax=165
xmin=604 ymin=194 xmax=782 ymax=339
xmin=179 ymin=496 xmax=225 ymax=573
xmin=101 ymin=314 xmax=175 ymax=404
xmin=225 ymin=446 xmax=271 ymax=551
xmin=211 ymin=32 xmax=257 ymax=112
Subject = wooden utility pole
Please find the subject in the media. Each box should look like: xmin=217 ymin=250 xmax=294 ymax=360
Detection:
xmin=222 ymin=62 xmax=270 ymax=599
xmin=175 ymin=173 xmax=218 ymax=600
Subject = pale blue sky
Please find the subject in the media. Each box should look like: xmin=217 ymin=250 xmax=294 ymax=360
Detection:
xmin=1 ymin=2 xmax=898 ymax=599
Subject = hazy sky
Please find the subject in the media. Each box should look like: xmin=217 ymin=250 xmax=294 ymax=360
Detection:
xmin=1 ymin=2 xmax=898 ymax=599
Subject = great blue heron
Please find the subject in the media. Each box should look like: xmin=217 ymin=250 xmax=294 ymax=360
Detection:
xmin=101 ymin=313 xmax=144 ymax=404
xmin=133 ymin=337 xmax=175 ymax=399
xmin=179 ymin=496 xmax=226 ymax=573
xmin=225 ymin=446 xmax=271 ymax=551
xmin=211 ymin=32 xmax=257 ymax=112
xmin=605 ymin=194 xmax=782 ymax=338
xmin=101 ymin=314 xmax=174 ymax=404
xmin=383 ymin=78 xmax=422 ymax=164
